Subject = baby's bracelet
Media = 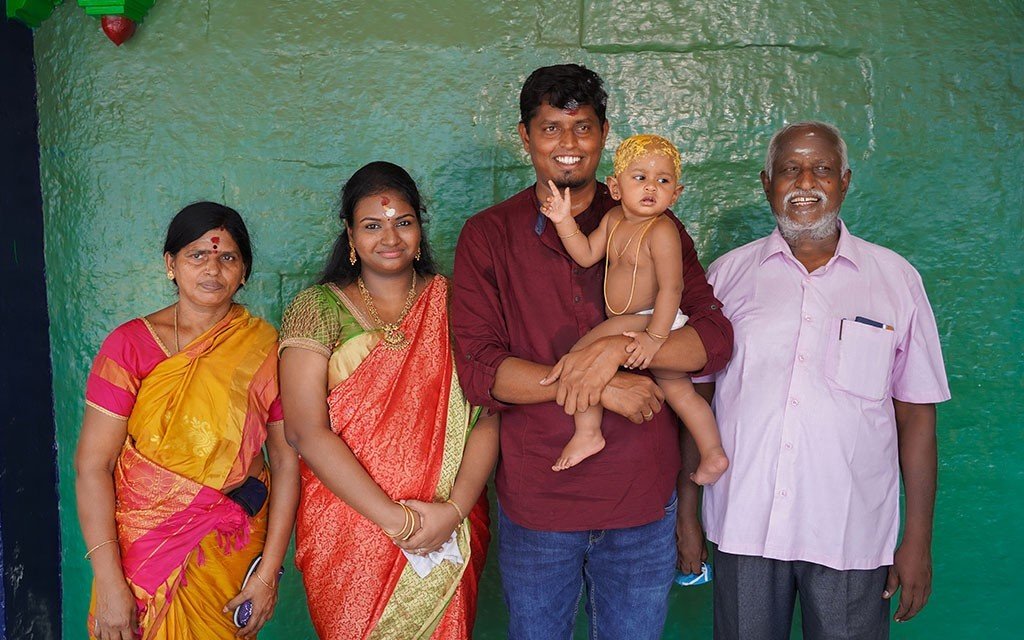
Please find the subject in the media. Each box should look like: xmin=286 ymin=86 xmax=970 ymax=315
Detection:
xmin=558 ymin=226 xmax=581 ymax=239
xmin=644 ymin=328 xmax=670 ymax=341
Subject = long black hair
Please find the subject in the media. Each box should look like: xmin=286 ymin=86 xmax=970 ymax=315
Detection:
xmin=164 ymin=201 xmax=253 ymax=284
xmin=318 ymin=161 xmax=437 ymax=286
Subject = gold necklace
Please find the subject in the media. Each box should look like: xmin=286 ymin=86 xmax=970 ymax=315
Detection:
xmin=603 ymin=215 xmax=660 ymax=316
xmin=357 ymin=272 xmax=418 ymax=350
xmin=613 ymin=220 xmax=649 ymax=258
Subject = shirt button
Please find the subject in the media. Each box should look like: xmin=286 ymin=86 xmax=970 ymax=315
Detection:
xmin=573 ymin=295 xmax=581 ymax=303
xmin=804 ymin=314 xmax=812 ymax=322
xmin=466 ymin=354 xmax=473 ymax=361
xmin=797 ymin=354 xmax=806 ymax=362
xmin=790 ymin=398 xmax=799 ymax=406
xmin=779 ymin=489 xmax=788 ymax=497
xmin=784 ymin=442 xmax=793 ymax=450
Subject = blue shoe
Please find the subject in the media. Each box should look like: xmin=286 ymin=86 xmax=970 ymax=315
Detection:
xmin=674 ymin=562 xmax=712 ymax=587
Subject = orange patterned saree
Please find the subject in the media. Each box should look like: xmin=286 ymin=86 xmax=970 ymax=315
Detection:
xmin=86 ymin=306 xmax=280 ymax=639
xmin=294 ymin=277 xmax=489 ymax=639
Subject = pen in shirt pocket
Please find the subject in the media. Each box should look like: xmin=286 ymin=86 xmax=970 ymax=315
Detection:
xmin=854 ymin=316 xmax=895 ymax=331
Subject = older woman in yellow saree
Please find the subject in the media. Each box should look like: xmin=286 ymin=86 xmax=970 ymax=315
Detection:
xmin=280 ymin=162 xmax=497 ymax=639
xmin=74 ymin=202 xmax=299 ymax=640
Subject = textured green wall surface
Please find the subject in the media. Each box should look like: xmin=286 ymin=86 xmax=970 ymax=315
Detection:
xmin=33 ymin=1 xmax=1021 ymax=637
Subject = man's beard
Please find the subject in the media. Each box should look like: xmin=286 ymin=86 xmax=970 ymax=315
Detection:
xmin=775 ymin=208 xmax=840 ymax=242
xmin=774 ymin=188 xmax=840 ymax=242
xmin=552 ymin=173 xmax=589 ymax=190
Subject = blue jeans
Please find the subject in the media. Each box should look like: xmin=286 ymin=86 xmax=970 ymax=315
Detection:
xmin=498 ymin=494 xmax=678 ymax=640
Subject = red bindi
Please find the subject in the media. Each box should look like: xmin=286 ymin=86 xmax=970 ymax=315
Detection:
xmin=380 ymin=196 xmax=390 ymax=206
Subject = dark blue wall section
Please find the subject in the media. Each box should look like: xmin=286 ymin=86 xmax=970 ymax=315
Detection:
xmin=0 ymin=19 xmax=62 ymax=640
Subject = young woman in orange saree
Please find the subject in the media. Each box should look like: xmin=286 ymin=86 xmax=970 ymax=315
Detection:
xmin=280 ymin=162 xmax=497 ymax=639
xmin=75 ymin=203 xmax=299 ymax=640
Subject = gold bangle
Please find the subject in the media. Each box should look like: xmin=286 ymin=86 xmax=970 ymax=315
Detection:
xmin=382 ymin=501 xmax=409 ymax=538
xmin=399 ymin=504 xmax=414 ymax=540
xmin=84 ymin=539 xmax=117 ymax=560
xmin=254 ymin=570 xmax=276 ymax=590
xmin=445 ymin=498 xmax=466 ymax=521
xmin=644 ymin=328 xmax=670 ymax=341
xmin=401 ymin=505 xmax=418 ymax=541
xmin=388 ymin=503 xmax=412 ymax=540
xmin=558 ymin=226 xmax=581 ymax=239
xmin=398 ymin=504 xmax=414 ymax=540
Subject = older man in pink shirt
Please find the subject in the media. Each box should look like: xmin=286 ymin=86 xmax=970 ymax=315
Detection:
xmin=680 ymin=121 xmax=950 ymax=639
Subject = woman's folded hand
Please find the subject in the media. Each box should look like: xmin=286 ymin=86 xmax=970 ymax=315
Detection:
xmin=396 ymin=499 xmax=461 ymax=554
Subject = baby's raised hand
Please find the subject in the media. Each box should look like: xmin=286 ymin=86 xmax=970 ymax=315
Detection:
xmin=623 ymin=331 xmax=664 ymax=370
xmin=540 ymin=180 xmax=572 ymax=224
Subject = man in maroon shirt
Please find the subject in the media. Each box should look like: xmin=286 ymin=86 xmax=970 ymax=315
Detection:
xmin=451 ymin=64 xmax=732 ymax=639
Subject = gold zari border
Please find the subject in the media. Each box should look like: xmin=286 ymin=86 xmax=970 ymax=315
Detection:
xmin=367 ymin=359 xmax=473 ymax=639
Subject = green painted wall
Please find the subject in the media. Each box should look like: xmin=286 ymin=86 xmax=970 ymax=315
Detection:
xmin=33 ymin=1 xmax=1021 ymax=637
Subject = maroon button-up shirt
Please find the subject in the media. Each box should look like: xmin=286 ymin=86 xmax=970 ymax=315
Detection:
xmin=451 ymin=184 xmax=733 ymax=530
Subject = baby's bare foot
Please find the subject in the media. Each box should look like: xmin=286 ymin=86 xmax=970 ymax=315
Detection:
xmin=690 ymin=446 xmax=729 ymax=485
xmin=552 ymin=432 xmax=606 ymax=471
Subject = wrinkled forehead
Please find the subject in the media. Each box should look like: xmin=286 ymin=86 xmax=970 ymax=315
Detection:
xmin=614 ymin=135 xmax=682 ymax=180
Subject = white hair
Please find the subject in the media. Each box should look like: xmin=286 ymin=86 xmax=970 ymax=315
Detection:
xmin=764 ymin=121 xmax=850 ymax=179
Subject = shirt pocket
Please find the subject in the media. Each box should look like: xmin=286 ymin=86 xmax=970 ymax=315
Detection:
xmin=825 ymin=318 xmax=897 ymax=401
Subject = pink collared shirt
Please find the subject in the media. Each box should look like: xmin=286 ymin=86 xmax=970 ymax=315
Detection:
xmin=696 ymin=220 xmax=950 ymax=570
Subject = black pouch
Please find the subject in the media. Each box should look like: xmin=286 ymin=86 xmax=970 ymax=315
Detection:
xmin=226 ymin=476 xmax=268 ymax=517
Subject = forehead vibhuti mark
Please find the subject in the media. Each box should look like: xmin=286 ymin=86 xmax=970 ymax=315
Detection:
xmin=377 ymin=195 xmax=397 ymax=217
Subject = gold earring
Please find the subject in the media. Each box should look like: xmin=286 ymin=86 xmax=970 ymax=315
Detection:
xmin=240 ymin=277 xmax=246 ymax=286
xmin=415 ymin=248 xmax=422 ymax=261
xmin=166 ymin=270 xmax=174 ymax=280
xmin=349 ymin=246 xmax=357 ymax=266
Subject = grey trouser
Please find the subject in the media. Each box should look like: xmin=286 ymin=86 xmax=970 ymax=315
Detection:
xmin=713 ymin=550 xmax=889 ymax=640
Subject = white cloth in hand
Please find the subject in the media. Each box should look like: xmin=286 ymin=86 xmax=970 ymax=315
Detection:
xmin=401 ymin=531 xmax=463 ymax=578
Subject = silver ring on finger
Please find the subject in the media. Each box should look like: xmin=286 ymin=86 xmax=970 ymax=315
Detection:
xmin=643 ymin=411 xmax=654 ymax=420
